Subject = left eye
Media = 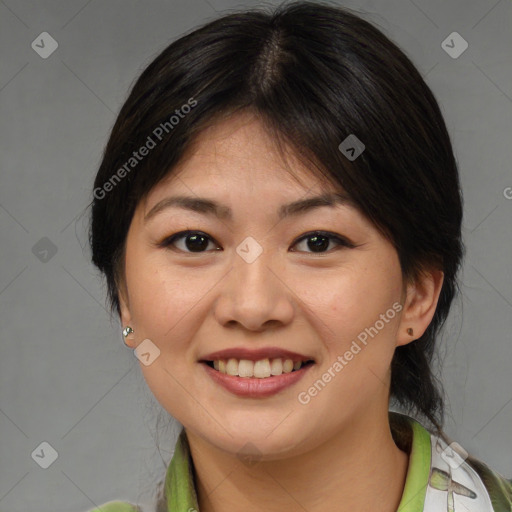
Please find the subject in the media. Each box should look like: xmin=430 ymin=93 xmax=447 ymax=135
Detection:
xmin=160 ymin=230 xmax=354 ymax=254
xmin=291 ymin=231 xmax=354 ymax=253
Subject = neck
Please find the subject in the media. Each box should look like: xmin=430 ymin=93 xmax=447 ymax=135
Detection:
xmin=185 ymin=409 xmax=410 ymax=512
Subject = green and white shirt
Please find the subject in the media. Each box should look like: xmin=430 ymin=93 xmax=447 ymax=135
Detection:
xmin=89 ymin=413 xmax=512 ymax=512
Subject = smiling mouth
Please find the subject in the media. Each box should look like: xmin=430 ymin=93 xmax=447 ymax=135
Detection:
xmin=201 ymin=358 xmax=315 ymax=378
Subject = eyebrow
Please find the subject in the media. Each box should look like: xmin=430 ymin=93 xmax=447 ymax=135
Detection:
xmin=144 ymin=192 xmax=355 ymax=224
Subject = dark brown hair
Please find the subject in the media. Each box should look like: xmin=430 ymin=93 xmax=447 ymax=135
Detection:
xmin=89 ymin=0 xmax=464 ymax=450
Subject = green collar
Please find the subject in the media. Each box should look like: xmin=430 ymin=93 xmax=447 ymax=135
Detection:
xmin=164 ymin=427 xmax=200 ymax=511
xmin=396 ymin=414 xmax=432 ymax=510
xmin=165 ymin=413 xmax=432 ymax=512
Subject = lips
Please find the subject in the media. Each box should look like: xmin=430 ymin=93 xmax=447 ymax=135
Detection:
xmin=199 ymin=347 xmax=315 ymax=378
xmin=201 ymin=359 xmax=314 ymax=398
xmin=200 ymin=347 xmax=315 ymax=363
xmin=198 ymin=347 xmax=316 ymax=397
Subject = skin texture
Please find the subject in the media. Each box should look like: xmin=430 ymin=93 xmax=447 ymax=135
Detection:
xmin=119 ymin=111 xmax=444 ymax=512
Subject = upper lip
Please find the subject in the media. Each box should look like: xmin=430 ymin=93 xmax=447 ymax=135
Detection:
xmin=200 ymin=347 xmax=315 ymax=363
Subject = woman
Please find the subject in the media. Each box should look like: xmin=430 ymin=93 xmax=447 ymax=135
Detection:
xmin=87 ymin=2 xmax=511 ymax=511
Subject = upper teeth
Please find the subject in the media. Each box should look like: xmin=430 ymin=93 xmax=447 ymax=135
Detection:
xmin=212 ymin=358 xmax=305 ymax=378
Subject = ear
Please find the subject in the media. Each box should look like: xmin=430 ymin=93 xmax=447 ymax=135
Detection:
xmin=118 ymin=280 xmax=136 ymax=348
xmin=396 ymin=268 xmax=444 ymax=347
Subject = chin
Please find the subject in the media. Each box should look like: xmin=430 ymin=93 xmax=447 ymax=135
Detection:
xmin=193 ymin=414 xmax=315 ymax=460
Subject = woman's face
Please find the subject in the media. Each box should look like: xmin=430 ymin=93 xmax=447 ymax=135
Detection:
xmin=119 ymin=112 xmax=418 ymax=459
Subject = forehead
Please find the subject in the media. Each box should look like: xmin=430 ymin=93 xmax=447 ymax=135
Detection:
xmin=142 ymin=112 xmax=342 ymax=211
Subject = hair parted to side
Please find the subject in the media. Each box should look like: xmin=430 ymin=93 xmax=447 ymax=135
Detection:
xmin=88 ymin=1 xmax=464 ymax=437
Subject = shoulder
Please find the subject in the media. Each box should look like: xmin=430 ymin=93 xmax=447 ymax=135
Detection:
xmin=393 ymin=413 xmax=512 ymax=511
xmin=429 ymin=430 xmax=512 ymax=511
xmin=85 ymin=500 xmax=142 ymax=512
xmin=465 ymin=455 xmax=512 ymax=511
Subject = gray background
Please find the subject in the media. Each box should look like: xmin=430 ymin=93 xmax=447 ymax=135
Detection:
xmin=0 ymin=0 xmax=511 ymax=511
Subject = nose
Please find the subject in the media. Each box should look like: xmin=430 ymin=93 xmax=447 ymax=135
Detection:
xmin=213 ymin=244 xmax=295 ymax=332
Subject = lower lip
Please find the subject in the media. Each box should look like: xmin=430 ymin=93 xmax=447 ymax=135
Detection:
xmin=201 ymin=362 xmax=314 ymax=398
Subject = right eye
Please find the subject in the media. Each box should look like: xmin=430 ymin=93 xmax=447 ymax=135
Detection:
xmin=160 ymin=230 xmax=221 ymax=253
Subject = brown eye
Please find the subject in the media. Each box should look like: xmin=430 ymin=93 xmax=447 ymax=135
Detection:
xmin=160 ymin=230 xmax=355 ymax=254
xmin=291 ymin=231 xmax=355 ymax=253
xmin=161 ymin=231 xmax=219 ymax=253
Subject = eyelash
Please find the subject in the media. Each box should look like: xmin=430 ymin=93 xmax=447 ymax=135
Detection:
xmin=159 ymin=230 xmax=356 ymax=254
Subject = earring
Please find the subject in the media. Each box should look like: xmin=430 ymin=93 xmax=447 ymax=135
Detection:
xmin=407 ymin=327 xmax=414 ymax=336
xmin=123 ymin=326 xmax=134 ymax=337
xmin=122 ymin=326 xmax=134 ymax=347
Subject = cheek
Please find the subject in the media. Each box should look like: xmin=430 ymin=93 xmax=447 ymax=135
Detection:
xmin=125 ymin=244 xmax=178 ymax=321
xmin=125 ymin=248 xmax=219 ymax=347
xmin=303 ymin=266 xmax=402 ymax=413
xmin=316 ymin=259 xmax=402 ymax=350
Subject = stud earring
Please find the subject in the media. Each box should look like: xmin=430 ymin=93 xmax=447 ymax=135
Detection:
xmin=407 ymin=327 xmax=414 ymax=336
xmin=122 ymin=326 xmax=134 ymax=347
xmin=123 ymin=326 xmax=134 ymax=337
